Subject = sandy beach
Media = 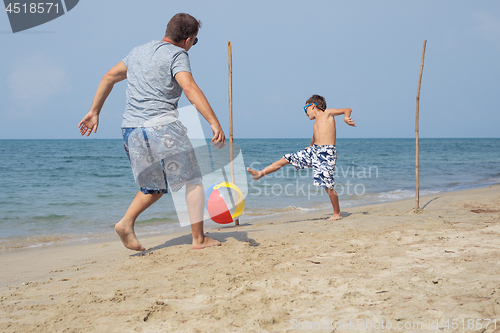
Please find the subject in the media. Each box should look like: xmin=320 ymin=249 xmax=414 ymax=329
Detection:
xmin=1 ymin=185 xmax=500 ymax=332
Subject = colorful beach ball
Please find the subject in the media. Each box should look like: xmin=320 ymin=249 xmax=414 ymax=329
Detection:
xmin=205 ymin=182 xmax=245 ymax=224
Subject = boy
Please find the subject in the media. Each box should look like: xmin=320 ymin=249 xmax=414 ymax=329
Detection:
xmin=247 ymin=95 xmax=355 ymax=220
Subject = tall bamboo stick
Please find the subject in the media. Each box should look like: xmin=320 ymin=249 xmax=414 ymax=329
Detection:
xmin=228 ymin=42 xmax=234 ymax=183
xmin=416 ymin=40 xmax=427 ymax=210
xmin=228 ymin=41 xmax=239 ymax=225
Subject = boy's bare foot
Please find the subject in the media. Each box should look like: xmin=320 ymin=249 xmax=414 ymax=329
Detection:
xmin=327 ymin=214 xmax=343 ymax=221
xmin=115 ymin=221 xmax=145 ymax=251
xmin=247 ymin=167 xmax=263 ymax=181
xmin=192 ymin=236 xmax=221 ymax=249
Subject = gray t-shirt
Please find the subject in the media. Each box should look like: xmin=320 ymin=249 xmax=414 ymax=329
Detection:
xmin=121 ymin=41 xmax=191 ymax=128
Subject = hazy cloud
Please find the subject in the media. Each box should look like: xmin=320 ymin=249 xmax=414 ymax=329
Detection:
xmin=472 ymin=11 xmax=500 ymax=46
xmin=7 ymin=54 xmax=69 ymax=116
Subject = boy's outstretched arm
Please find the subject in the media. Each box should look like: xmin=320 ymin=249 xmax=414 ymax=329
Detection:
xmin=326 ymin=108 xmax=356 ymax=127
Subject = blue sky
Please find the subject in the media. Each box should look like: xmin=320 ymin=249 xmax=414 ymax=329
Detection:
xmin=1 ymin=0 xmax=499 ymax=139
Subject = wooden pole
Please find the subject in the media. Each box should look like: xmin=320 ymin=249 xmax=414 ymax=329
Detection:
xmin=415 ymin=40 xmax=427 ymax=211
xmin=228 ymin=41 xmax=234 ymax=184
xmin=228 ymin=41 xmax=239 ymax=225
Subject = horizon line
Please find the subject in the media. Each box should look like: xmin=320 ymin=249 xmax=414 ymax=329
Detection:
xmin=0 ymin=137 xmax=499 ymax=140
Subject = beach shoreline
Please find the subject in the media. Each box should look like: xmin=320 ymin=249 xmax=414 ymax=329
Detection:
xmin=3 ymin=180 xmax=499 ymax=255
xmin=1 ymin=184 xmax=500 ymax=332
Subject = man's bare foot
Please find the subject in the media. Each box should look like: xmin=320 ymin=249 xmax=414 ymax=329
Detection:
xmin=327 ymin=214 xmax=343 ymax=221
xmin=192 ymin=236 xmax=221 ymax=249
xmin=115 ymin=221 xmax=145 ymax=251
xmin=247 ymin=167 xmax=263 ymax=181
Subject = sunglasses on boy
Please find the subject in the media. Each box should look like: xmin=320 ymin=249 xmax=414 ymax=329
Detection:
xmin=193 ymin=37 xmax=198 ymax=46
xmin=303 ymin=103 xmax=317 ymax=114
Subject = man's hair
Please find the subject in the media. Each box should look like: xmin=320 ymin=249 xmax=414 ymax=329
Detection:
xmin=306 ymin=94 xmax=327 ymax=111
xmin=165 ymin=13 xmax=201 ymax=43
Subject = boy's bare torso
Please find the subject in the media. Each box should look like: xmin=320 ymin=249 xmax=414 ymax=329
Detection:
xmin=313 ymin=110 xmax=337 ymax=145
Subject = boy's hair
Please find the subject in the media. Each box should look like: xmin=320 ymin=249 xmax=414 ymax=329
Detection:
xmin=165 ymin=13 xmax=201 ymax=43
xmin=306 ymin=95 xmax=326 ymax=111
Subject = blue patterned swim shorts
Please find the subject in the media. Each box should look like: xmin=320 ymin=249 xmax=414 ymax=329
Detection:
xmin=122 ymin=121 xmax=202 ymax=194
xmin=283 ymin=144 xmax=337 ymax=189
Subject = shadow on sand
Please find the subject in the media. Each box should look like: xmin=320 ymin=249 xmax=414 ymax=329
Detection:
xmin=130 ymin=224 xmax=260 ymax=256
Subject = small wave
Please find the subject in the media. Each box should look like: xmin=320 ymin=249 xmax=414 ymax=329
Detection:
xmin=90 ymin=173 xmax=126 ymax=178
xmin=0 ymin=234 xmax=90 ymax=251
xmin=97 ymin=194 xmax=115 ymax=198
xmin=33 ymin=214 xmax=68 ymax=221
xmin=374 ymin=189 xmax=415 ymax=201
xmin=356 ymin=189 xmax=441 ymax=203
xmin=47 ymin=202 xmax=87 ymax=207
xmin=134 ymin=217 xmax=177 ymax=225
xmin=449 ymin=178 xmax=500 ymax=190
xmin=244 ymin=206 xmax=311 ymax=217
xmin=240 ymin=205 xmax=332 ymax=221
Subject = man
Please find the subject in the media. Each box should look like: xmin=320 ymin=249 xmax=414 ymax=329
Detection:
xmin=78 ymin=13 xmax=224 ymax=251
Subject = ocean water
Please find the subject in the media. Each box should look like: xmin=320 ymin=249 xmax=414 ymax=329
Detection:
xmin=0 ymin=138 xmax=499 ymax=251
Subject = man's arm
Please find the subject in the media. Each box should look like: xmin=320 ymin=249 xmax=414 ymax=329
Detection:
xmin=78 ymin=62 xmax=127 ymax=136
xmin=175 ymin=71 xmax=226 ymax=147
xmin=310 ymin=133 xmax=315 ymax=146
xmin=326 ymin=108 xmax=356 ymax=127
